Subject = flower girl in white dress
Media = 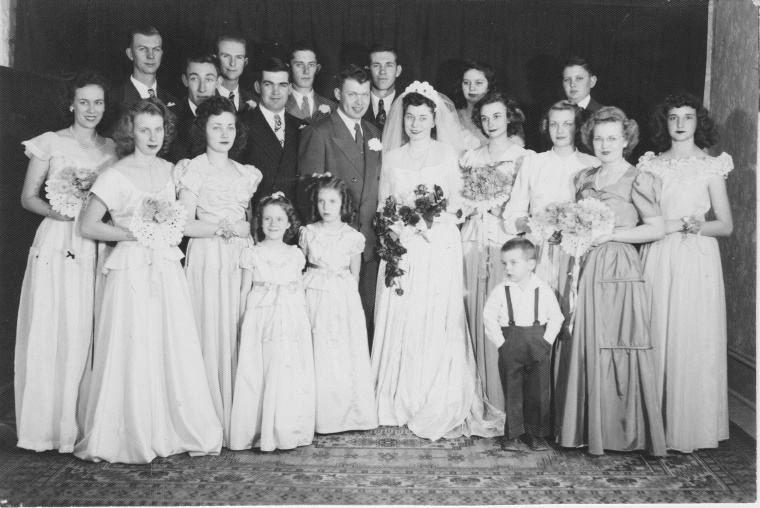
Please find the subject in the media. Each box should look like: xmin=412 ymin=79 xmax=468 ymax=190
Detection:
xmin=300 ymin=174 xmax=378 ymax=434
xmin=230 ymin=193 xmax=316 ymax=451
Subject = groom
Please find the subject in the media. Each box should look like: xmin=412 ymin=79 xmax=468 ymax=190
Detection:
xmin=298 ymin=64 xmax=382 ymax=344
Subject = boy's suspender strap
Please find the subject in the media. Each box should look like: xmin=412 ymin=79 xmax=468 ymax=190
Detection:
xmin=504 ymin=286 xmax=516 ymax=326
xmin=534 ymin=287 xmax=540 ymax=326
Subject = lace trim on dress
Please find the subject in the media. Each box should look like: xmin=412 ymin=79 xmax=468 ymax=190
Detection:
xmin=637 ymin=151 xmax=733 ymax=181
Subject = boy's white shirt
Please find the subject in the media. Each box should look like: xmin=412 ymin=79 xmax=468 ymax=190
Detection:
xmin=482 ymin=272 xmax=564 ymax=348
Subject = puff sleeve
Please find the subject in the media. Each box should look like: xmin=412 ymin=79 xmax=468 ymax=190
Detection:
xmin=631 ymin=169 xmax=662 ymax=220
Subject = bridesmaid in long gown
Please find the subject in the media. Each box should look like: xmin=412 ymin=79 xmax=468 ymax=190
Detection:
xmin=557 ymin=106 xmax=666 ymax=456
xmin=639 ymin=93 xmax=733 ymax=452
xmin=75 ymin=99 xmax=223 ymax=463
xmin=459 ymin=91 xmax=533 ymax=411
xmin=15 ymin=71 xmax=116 ymax=453
xmin=372 ymin=85 xmax=504 ymax=441
xmin=174 ymin=96 xmax=262 ymax=447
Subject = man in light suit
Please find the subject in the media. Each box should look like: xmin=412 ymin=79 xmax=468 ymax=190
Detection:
xmin=362 ymin=43 xmax=402 ymax=133
xmin=238 ymin=57 xmax=305 ymax=220
xmin=562 ymin=56 xmax=603 ymax=154
xmin=285 ymin=42 xmax=337 ymax=124
xmin=298 ymin=65 xmax=382 ymax=342
xmin=107 ymin=25 xmax=177 ymax=132
xmin=215 ymin=34 xmax=260 ymax=114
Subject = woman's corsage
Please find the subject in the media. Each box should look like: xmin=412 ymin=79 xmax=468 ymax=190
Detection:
xmin=129 ymin=196 xmax=187 ymax=249
xmin=368 ymin=138 xmax=383 ymax=151
xmin=216 ymin=218 xmax=238 ymax=243
xmin=681 ymin=213 xmax=703 ymax=237
xmin=45 ymin=162 xmax=100 ymax=218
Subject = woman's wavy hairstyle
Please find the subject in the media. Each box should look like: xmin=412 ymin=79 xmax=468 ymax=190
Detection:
xmin=112 ymin=98 xmax=176 ymax=159
xmin=401 ymin=91 xmax=437 ymax=143
xmin=454 ymin=61 xmax=498 ymax=110
xmin=252 ymin=194 xmax=300 ymax=243
xmin=539 ymin=100 xmax=583 ymax=140
xmin=580 ymin=106 xmax=639 ymax=158
xmin=471 ymin=91 xmax=525 ymax=138
xmin=307 ymin=174 xmax=357 ymax=224
xmin=188 ymin=95 xmax=248 ymax=158
xmin=649 ymin=92 xmax=717 ymax=152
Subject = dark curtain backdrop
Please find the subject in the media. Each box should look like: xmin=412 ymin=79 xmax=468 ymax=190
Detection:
xmin=1 ymin=0 xmax=709 ymax=388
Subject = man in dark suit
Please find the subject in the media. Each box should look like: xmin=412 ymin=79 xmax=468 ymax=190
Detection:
xmin=285 ymin=42 xmax=337 ymax=124
xmin=362 ymin=44 xmax=402 ymax=133
xmin=216 ymin=34 xmax=260 ymax=114
xmin=238 ymin=57 xmax=305 ymax=218
xmin=299 ymin=65 xmax=382 ymax=341
xmin=167 ymin=54 xmax=221 ymax=163
xmin=562 ymin=56 xmax=603 ymax=154
xmin=107 ymin=25 xmax=177 ymax=132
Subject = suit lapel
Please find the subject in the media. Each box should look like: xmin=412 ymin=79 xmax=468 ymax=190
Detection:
xmin=285 ymin=95 xmax=305 ymax=121
xmin=331 ymin=114 xmax=364 ymax=175
xmin=251 ymin=107 xmax=283 ymax=163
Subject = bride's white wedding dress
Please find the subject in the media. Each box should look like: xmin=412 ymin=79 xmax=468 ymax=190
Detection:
xmin=372 ymin=140 xmax=505 ymax=441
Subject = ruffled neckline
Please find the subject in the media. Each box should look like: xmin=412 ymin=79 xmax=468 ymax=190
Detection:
xmin=637 ymin=151 xmax=733 ymax=178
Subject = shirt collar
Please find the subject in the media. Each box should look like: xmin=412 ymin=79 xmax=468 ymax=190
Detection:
xmin=371 ymin=90 xmax=395 ymax=112
xmin=259 ymin=105 xmax=285 ymax=132
xmin=576 ymin=95 xmax=592 ymax=109
xmin=337 ymin=107 xmax=362 ymax=137
xmin=503 ymin=273 xmax=540 ymax=290
xmin=291 ymin=87 xmax=314 ymax=103
xmin=188 ymin=98 xmax=198 ymax=116
xmin=217 ymin=84 xmax=239 ymax=98
xmin=130 ymin=75 xmax=157 ymax=99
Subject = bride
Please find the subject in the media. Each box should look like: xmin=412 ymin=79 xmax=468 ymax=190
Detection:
xmin=372 ymin=81 xmax=504 ymax=440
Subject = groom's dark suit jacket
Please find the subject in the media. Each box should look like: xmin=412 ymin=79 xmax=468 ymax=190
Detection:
xmin=297 ymin=111 xmax=382 ymax=258
xmin=237 ymin=106 xmax=305 ymax=211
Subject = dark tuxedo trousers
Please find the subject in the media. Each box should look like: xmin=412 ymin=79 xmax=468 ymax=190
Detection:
xmin=298 ymin=112 xmax=382 ymax=343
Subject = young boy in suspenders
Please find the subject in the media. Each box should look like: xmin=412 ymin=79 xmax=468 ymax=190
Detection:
xmin=483 ymin=238 xmax=564 ymax=451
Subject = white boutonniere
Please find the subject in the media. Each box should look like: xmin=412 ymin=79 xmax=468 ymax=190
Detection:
xmin=246 ymin=100 xmax=257 ymax=109
xmin=368 ymin=138 xmax=382 ymax=151
xmin=299 ymin=124 xmax=307 ymax=130
xmin=167 ymin=102 xmax=176 ymax=108
xmin=318 ymin=104 xmax=331 ymax=114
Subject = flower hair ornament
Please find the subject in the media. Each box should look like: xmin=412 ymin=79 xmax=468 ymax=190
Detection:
xmin=312 ymin=172 xmax=332 ymax=178
xmin=404 ymin=81 xmax=439 ymax=104
xmin=271 ymin=191 xmax=285 ymax=199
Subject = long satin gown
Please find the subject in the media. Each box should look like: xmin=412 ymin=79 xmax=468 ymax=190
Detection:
xmin=372 ymin=141 xmax=505 ymax=441
xmin=638 ymin=152 xmax=732 ymax=452
xmin=557 ymin=165 xmax=666 ymax=456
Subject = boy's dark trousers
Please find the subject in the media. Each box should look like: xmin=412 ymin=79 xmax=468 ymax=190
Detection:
xmin=497 ymin=286 xmax=552 ymax=440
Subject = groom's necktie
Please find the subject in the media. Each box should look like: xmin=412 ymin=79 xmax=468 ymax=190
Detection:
xmin=300 ymin=96 xmax=310 ymax=119
xmin=147 ymin=88 xmax=156 ymax=99
xmin=377 ymin=99 xmax=386 ymax=127
xmin=354 ymin=123 xmax=364 ymax=152
xmin=229 ymin=91 xmax=237 ymax=111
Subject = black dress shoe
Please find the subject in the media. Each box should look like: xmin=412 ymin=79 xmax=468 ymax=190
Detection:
xmin=524 ymin=434 xmax=549 ymax=451
xmin=501 ymin=437 xmax=523 ymax=452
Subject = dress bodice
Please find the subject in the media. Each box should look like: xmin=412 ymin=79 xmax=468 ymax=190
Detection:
xmin=459 ymin=143 xmax=533 ymax=177
xmin=173 ymin=154 xmax=262 ymax=224
xmin=23 ymin=131 xmax=117 ymax=177
xmin=240 ymin=244 xmax=305 ymax=284
xmin=378 ymin=141 xmax=464 ymax=219
xmin=299 ymin=223 xmax=364 ymax=270
xmin=636 ymin=151 xmax=733 ymax=221
xmin=574 ymin=165 xmax=662 ymax=230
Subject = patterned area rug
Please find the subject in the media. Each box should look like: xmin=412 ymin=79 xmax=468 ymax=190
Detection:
xmin=0 ymin=423 xmax=755 ymax=505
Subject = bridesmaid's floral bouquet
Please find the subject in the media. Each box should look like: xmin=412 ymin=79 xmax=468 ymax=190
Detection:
xmin=460 ymin=161 xmax=516 ymax=212
xmin=373 ymin=184 xmax=451 ymax=295
xmin=45 ymin=162 xmax=100 ymax=217
xmin=129 ymin=196 xmax=187 ymax=249
xmin=529 ymin=198 xmax=615 ymax=258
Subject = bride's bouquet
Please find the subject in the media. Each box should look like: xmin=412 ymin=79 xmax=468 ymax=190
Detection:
xmin=460 ymin=161 xmax=517 ymax=212
xmin=528 ymin=198 xmax=615 ymax=258
xmin=129 ymin=196 xmax=187 ymax=249
xmin=45 ymin=162 xmax=100 ymax=218
xmin=373 ymin=184 xmax=450 ymax=295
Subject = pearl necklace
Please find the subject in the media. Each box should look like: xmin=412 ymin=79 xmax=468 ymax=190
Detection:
xmin=69 ymin=126 xmax=101 ymax=151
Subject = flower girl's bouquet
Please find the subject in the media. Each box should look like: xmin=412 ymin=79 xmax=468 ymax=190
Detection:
xmin=460 ymin=161 xmax=516 ymax=213
xmin=129 ymin=196 xmax=187 ymax=249
xmin=45 ymin=162 xmax=101 ymax=218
